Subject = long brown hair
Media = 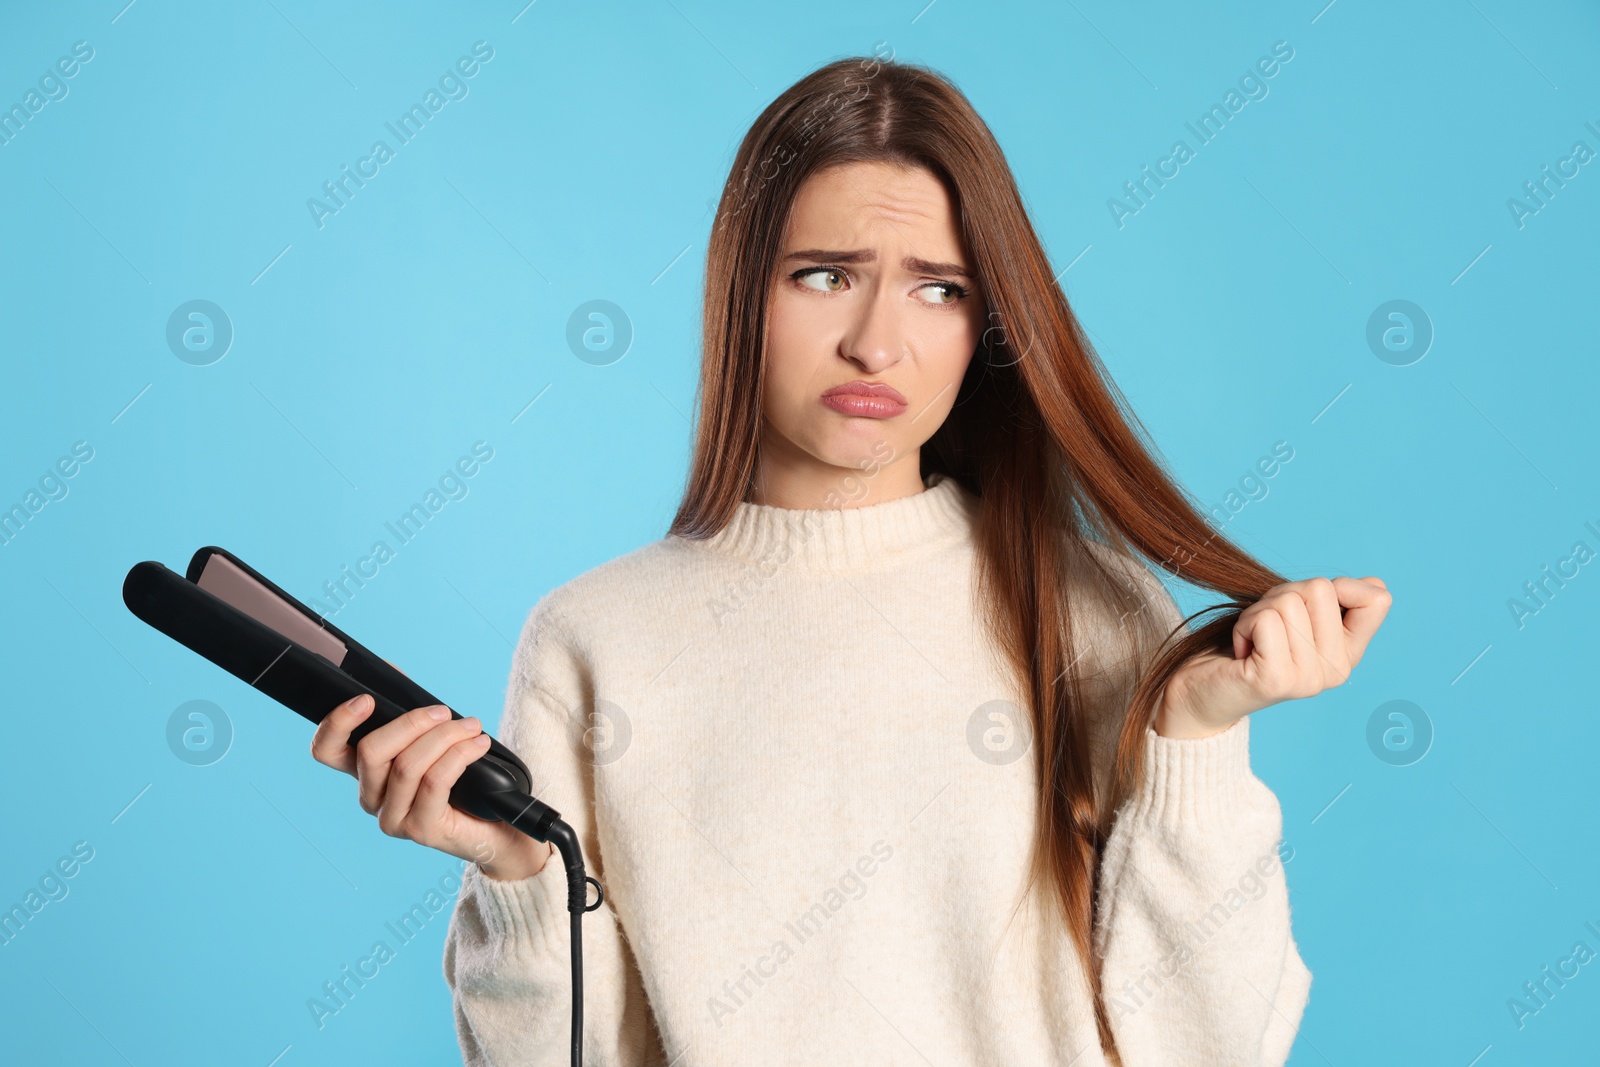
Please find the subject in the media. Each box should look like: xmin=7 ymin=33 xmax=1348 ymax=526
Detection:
xmin=669 ymin=54 xmax=1287 ymax=1053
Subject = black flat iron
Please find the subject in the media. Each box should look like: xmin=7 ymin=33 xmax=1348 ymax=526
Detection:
xmin=122 ymin=546 xmax=597 ymax=1066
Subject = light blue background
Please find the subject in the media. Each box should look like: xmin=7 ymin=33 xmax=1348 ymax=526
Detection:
xmin=2 ymin=1 xmax=1596 ymax=1064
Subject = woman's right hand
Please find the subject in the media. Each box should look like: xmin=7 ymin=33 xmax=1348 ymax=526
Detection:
xmin=310 ymin=694 xmax=554 ymax=883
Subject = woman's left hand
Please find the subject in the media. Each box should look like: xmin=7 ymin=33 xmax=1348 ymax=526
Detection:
xmin=1155 ymin=576 xmax=1393 ymax=739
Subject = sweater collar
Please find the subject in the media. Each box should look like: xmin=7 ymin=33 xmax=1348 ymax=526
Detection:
xmin=694 ymin=472 xmax=977 ymax=572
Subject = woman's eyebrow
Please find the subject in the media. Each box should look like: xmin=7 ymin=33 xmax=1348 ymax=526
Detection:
xmin=782 ymin=248 xmax=972 ymax=280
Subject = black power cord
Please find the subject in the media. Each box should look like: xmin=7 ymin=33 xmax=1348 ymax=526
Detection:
xmin=488 ymin=794 xmax=605 ymax=1067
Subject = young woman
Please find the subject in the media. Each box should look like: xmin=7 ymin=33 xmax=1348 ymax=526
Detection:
xmin=311 ymin=56 xmax=1390 ymax=1065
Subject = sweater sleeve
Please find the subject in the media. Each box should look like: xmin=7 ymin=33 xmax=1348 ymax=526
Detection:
xmin=441 ymin=599 xmax=664 ymax=1066
xmin=1087 ymin=552 xmax=1312 ymax=1065
xmin=1093 ymin=716 xmax=1311 ymax=1066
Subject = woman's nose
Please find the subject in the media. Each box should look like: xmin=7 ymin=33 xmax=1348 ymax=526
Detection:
xmin=840 ymin=284 xmax=908 ymax=371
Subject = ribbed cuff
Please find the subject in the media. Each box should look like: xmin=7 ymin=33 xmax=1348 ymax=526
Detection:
xmin=466 ymin=852 xmax=571 ymax=958
xmin=1135 ymin=714 xmax=1255 ymax=831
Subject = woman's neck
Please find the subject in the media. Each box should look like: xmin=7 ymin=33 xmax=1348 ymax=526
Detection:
xmin=749 ymin=441 xmax=927 ymax=510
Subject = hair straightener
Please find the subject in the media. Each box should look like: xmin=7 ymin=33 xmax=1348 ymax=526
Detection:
xmin=122 ymin=547 xmax=598 ymax=1067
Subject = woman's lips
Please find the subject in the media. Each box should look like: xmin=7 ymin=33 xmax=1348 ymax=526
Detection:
xmin=820 ymin=381 xmax=908 ymax=419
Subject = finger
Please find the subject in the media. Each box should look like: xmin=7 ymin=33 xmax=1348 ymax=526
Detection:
xmin=384 ymin=657 xmax=410 ymax=678
xmin=377 ymin=716 xmax=484 ymax=837
xmin=1232 ymin=597 xmax=1271 ymax=659
xmin=1335 ymin=576 xmax=1392 ymax=663
xmin=1299 ymin=578 xmax=1350 ymax=685
xmin=1236 ymin=601 xmax=1291 ymax=694
xmin=1267 ymin=588 xmax=1320 ymax=694
xmin=356 ymin=704 xmax=456 ymax=815
xmin=408 ymin=731 xmax=495 ymax=837
xmin=310 ymin=694 xmax=373 ymax=776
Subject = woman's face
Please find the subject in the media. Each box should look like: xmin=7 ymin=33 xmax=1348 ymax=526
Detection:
xmin=758 ymin=161 xmax=986 ymax=504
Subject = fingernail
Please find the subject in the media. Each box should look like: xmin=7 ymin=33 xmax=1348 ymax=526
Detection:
xmin=474 ymin=734 xmax=491 ymax=748
xmin=428 ymin=706 xmax=451 ymax=721
xmin=352 ymin=694 xmax=373 ymax=717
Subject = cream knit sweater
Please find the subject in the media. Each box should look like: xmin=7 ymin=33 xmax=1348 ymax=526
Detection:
xmin=442 ymin=472 xmax=1311 ymax=1066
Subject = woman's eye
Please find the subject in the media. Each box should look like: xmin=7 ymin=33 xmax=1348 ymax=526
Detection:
xmin=797 ymin=268 xmax=846 ymax=292
xmin=917 ymin=282 xmax=964 ymax=305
